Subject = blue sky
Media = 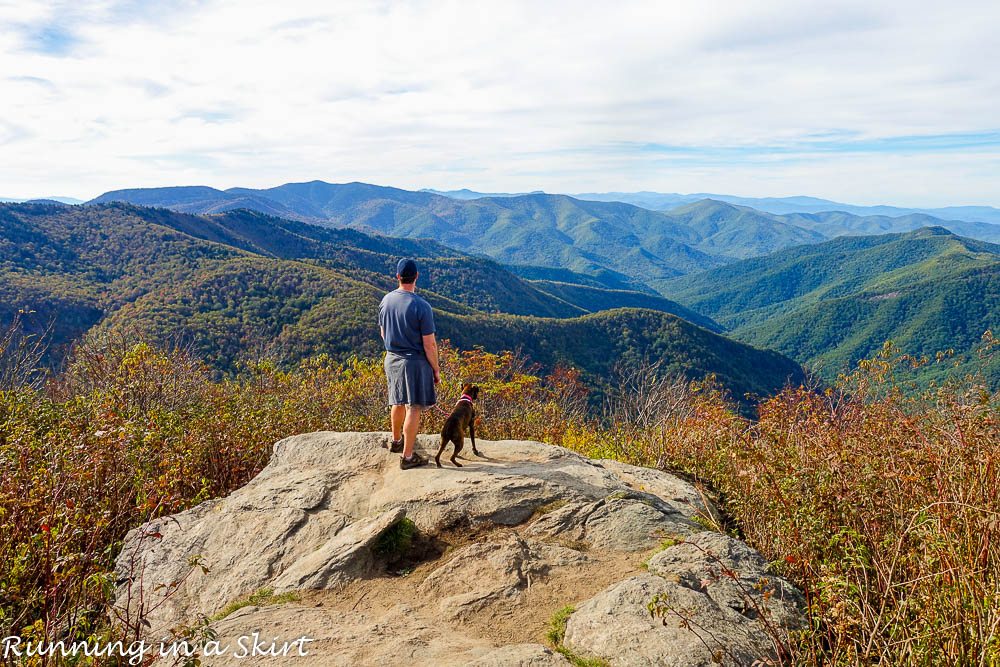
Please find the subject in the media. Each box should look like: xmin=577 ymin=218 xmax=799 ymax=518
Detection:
xmin=1 ymin=0 xmax=999 ymax=207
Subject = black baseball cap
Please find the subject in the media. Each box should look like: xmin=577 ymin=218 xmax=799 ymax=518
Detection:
xmin=396 ymin=258 xmax=418 ymax=278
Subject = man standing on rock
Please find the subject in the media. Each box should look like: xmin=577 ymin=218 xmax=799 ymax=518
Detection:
xmin=378 ymin=258 xmax=440 ymax=469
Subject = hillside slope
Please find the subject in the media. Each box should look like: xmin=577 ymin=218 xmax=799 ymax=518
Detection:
xmin=96 ymin=182 xmax=726 ymax=280
xmin=781 ymin=210 xmax=1000 ymax=244
xmin=93 ymin=182 xmax=1000 ymax=282
xmin=660 ymin=228 xmax=1000 ymax=380
xmin=108 ymin=267 xmax=797 ymax=397
xmin=0 ymin=202 xmax=799 ymax=399
xmin=528 ymin=280 xmax=722 ymax=332
xmin=665 ymin=199 xmax=826 ymax=258
xmin=573 ymin=191 xmax=1000 ymax=225
xmin=0 ymin=202 xmax=632 ymax=319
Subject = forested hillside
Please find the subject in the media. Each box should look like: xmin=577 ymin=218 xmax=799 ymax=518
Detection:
xmin=93 ymin=181 xmax=1000 ymax=285
xmin=660 ymin=227 xmax=1000 ymax=380
xmin=0 ymin=202 xmax=799 ymax=398
xmin=20 ymin=194 xmax=996 ymax=387
xmin=96 ymin=183 xmax=725 ymax=279
xmin=527 ymin=280 xmax=722 ymax=332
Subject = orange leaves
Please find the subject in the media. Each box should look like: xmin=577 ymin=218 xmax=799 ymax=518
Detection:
xmin=567 ymin=348 xmax=1000 ymax=663
xmin=2 ymin=334 xmax=997 ymax=662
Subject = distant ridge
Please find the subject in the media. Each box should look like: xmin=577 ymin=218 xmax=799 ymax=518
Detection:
xmin=91 ymin=181 xmax=1000 ymax=287
xmin=0 ymin=196 xmax=84 ymax=205
xmin=93 ymin=182 xmax=732 ymax=279
xmin=572 ymin=191 xmax=1000 ymax=225
xmin=420 ymin=188 xmax=545 ymax=200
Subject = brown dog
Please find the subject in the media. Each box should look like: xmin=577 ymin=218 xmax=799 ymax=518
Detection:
xmin=436 ymin=384 xmax=480 ymax=468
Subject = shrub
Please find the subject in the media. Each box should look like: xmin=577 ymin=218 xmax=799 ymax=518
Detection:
xmin=373 ymin=518 xmax=417 ymax=560
xmin=0 ymin=332 xmax=585 ymax=649
xmin=567 ymin=341 xmax=1000 ymax=665
xmin=1 ymin=324 xmax=997 ymax=666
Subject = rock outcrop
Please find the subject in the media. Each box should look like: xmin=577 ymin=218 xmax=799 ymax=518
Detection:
xmin=115 ymin=432 xmax=804 ymax=665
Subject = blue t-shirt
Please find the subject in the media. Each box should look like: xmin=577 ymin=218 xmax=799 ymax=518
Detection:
xmin=378 ymin=289 xmax=435 ymax=357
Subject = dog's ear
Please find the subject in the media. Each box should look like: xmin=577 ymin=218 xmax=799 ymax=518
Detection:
xmin=461 ymin=382 xmax=473 ymax=395
xmin=469 ymin=385 xmax=480 ymax=399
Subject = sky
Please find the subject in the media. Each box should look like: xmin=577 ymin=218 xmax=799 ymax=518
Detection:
xmin=1 ymin=0 xmax=999 ymax=207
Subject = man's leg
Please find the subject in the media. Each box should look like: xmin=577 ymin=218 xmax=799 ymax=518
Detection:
xmin=402 ymin=405 xmax=422 ymax=458
xmin=390 ymin=404 xmax=406 ymax=442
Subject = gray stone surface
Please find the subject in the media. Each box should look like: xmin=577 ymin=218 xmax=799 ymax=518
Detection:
xmin=418 ymin=532 xmax=589 ymax=618
xmin=113 ymin=431 xmax=803 ymax=665
xmin=525 ymin=491 xmax=698 ymax=552
xmin=563 ymin=533 xmax=806 ymax=667
xmin=272 ymin=507 xmax=405 ymax=592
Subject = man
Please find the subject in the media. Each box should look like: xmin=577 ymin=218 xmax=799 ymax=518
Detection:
xmin=378 ymin=258 xmax=441 ymax=469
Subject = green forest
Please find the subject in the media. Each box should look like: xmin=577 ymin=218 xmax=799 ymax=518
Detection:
xmin=0 ymin=202 xmax=801 ymax=400
xmin=660 ymin=227 xmax=1000 ymax=382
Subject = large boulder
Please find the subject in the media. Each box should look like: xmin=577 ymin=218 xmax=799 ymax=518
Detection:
xmin=114 ymin=432 xmax=802 ymax=665
xmin=562 ymin=532 xmax=807 ymax=666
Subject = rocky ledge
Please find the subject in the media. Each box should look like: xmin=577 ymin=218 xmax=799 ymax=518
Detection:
xmin=115 ymin=432 xmax=804 ymax=666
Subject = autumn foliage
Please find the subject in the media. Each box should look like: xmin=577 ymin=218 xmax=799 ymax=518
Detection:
xmin=0 ymin=326 xmax=997 ymax=665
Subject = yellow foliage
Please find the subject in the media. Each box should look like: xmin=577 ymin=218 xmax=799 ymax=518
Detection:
xmin=0 ymin=336 xmax=997 ymax=665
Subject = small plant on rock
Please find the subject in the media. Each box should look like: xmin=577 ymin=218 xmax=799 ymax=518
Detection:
xmin=546 ymin=604 xmax=610 ymax=667
xmin=374 ymin=517 xmax=417 ymax=561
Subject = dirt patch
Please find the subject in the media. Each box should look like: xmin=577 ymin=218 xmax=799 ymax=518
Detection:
xmin=299 ymin=524 xmax=646 ymax=648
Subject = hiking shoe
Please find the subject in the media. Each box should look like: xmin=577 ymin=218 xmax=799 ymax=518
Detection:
xmin=385 ymin=438 xmax=403 ymax=453
xmin=400 ymin=451 xmax=428 ymax=470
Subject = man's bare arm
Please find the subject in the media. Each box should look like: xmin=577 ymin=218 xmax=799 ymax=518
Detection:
xmin=423 ymin=333 xmax=440 ymax=382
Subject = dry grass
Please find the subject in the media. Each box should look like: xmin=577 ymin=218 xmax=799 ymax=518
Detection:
xmin=565 ymin=342 xmax=1000 ymax=665
xmin=0 ymin=322 xmax=997 ymax=665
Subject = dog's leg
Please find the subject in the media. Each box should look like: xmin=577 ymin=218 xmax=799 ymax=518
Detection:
xmin=469 ymin=416 xmax=481 ymax=457
xmin=435 ymin=435 xmax=448 ymax=468
xmin=451 ymin=435 xmax=463 ymax=467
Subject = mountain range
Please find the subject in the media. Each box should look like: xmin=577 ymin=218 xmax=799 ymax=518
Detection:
xmin=0 ymin=196 xmax=86 ymax=205
xmin=6 ymin=179 xmax=995 ymax=390
xmin=413 ymin=188 xmax=1000 ymax=225
xmin=552 ymin=192 xmax=1000 ymax=226
xmin=0 ymin=202 xmax=796 ymax=399
xmin=659 ymin=227 xmax=999 ymax=381
xmin=89 ymin=181 xmax=1000 ymax=289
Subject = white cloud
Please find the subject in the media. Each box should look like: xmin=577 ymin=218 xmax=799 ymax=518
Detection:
xmin=1 ymin=0 xmax=998 ymax=206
